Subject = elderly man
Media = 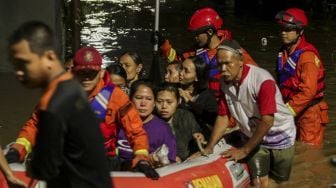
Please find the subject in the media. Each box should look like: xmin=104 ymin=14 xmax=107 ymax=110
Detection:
xmin=198 ymin=40 xmax=296 ymax=188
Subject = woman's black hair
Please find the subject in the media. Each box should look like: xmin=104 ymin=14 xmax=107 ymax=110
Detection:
xmin=105 ymin=63 xmax=127 ymax=81
xmin=155 ymin=82 xmax=180 ymax=102
xmin=186 ymin=56 xmax=210 ymax=92
xmin=129 ymin=79 xmax=156 ymax=99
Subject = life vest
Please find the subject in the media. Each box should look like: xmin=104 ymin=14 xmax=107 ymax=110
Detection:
xmin=179 ymin=30 xmax=232 ymax=99
xmin=277 ymin=42 xmax=325 ymax=103
xmin=90 ymin=84 xmax=117 ymax=156
xmin=195 ymin=48 xmax=221 ymax=99
xmin=194 ymin=29 xmax=231 ymax=77
xmin=196 ymin=48 xmax=219 ymax=77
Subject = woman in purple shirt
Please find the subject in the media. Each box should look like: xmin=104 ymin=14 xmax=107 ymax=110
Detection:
xmin=117 ymin=80 xmax=176 ymax=167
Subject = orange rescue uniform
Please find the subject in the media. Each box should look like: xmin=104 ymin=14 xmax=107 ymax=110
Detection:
xmin=11 ymin=71 xmax=149 ymax=161
xmin=278 ymin=36 xmax=329 ymax=145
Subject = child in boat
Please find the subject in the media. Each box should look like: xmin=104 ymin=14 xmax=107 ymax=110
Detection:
xmin=105 ymin=63 xmax=130 ymax=95
xmin=155 ymin=83 xmax=205 ymax=162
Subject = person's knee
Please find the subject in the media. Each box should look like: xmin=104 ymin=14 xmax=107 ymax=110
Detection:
xmin=252 ymin=175 xmax=269 ymax=188
xmin=270 ymin=146 xmax=294 ymax=182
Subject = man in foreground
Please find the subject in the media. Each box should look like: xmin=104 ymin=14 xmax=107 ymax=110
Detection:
xmin=8 ymin=21 xmax=112 ymax=188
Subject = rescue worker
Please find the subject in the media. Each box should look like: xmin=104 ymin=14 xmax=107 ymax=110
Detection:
xmin=7 ymin=21 xmax=112 ymax=188
xmin=154 ymin=7 xmax=256 ymax=98
xmin=6 ymin=46 xmax=159 ymax=180
xmin=73 ymin=47 xmax=158 ymax=178
xmin=275 ymin=8 xmax=329 ymax=145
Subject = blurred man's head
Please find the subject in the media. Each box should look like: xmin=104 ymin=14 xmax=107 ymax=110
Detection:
xmin=8 ymin=21 xmax=62 ymax=88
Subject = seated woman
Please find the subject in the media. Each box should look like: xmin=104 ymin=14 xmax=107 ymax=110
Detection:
xmin=105 ymin=63 xmax=130 ymax=95
xmin=117 ymin=79 xmax=176 ymax=168
xmin=118 ymin=51 xmax=146 ymax=88
xmin=179 ymin=56 xmax=218 ymax=139
xmin=155 ymin=83 xmax=205 ymax=162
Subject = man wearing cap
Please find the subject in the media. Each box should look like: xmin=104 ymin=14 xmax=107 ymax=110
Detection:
xmin=6 ymin=46 xmax=159 ymax=180
xmin=7 ymin=21 xmax=112 ymax=188
xmin=71 ymin=47 xmax=159 ymax=179
xmin=275 ymin=8 xmax=328 ymax=146
xmin=192 ymin=40 xmax=296 ymax=187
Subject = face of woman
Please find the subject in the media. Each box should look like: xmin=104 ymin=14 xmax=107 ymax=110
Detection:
xmin=119 ymin=54 xmax=142 ymax=81
xmin=155 ymin=90 xmax=179 ymax=120
xmin=164 ymin=64 xmax=180 ymax=83
xmin=132 ymin=85 xmax=155 ymax=119
xmin=110 ymin=74 xmax=126 ymax=88
xmin=179 ymin=59 xmax=197 ymax=86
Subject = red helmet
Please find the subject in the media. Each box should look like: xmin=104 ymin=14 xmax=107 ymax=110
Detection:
xmin=189 ymin=7 xmax=223 ymax=33
xmin=275 ymin=8 xmax=308 ymax=29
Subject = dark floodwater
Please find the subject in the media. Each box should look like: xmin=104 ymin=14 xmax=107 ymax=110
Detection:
xmin=1 ymin=0 xmax=336 ymax=187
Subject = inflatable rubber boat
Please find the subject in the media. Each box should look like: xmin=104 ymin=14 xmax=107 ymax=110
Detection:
xmin=0 ymin=139 xmax=250 ymax=188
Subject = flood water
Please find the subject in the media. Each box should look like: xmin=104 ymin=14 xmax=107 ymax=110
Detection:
xmin=1 ymin=0 xmax=336 ymax=187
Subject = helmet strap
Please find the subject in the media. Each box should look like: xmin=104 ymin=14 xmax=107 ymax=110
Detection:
xmin=205 ymin=29 xmax=215 ymax=47
xmin=285 ymin=30 xmax=303 ymax=47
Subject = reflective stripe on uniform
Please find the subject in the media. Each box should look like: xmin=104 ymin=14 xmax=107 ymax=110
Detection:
xmin=168 ymin=48 xmax=177 ymax=63
xmin=134 ymin=149 xmax=149 ymax=156
xmin=286 ymin=103 xmax=296 ymax=116
xmin=16 ymin=137 xmax=32 ymax=154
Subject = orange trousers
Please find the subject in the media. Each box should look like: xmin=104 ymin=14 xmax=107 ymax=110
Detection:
xmin=295 ymin=100 xmax=328 ymax=146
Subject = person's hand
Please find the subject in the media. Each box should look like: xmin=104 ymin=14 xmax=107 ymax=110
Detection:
xmin=187 ymin=146 xmax=213 ymax=161
xmin=5 ymin=148 xmax=20 ymax=164
xmin=148 ymin=154 xmax=162 ymax=168
xmin=193 ymin=133 xmax=207 ymax=145
xmin=178 ymin=88 xmax=194 ymax=103
xmin=193 ymin=133 xmax=208 ymax=156
xmin=149 ymin=153 xmax=159 ymax=164
xmin=134 ymin=160 xmax=160 ymax=180
xmin=151 ymin=31 xmax=166 ymax=46
xmin=175 ymin=156 xmax=182 ymax=163
xmin=221 ymin=147 xmax=249 ymax=162
xmin=6 ymin=172 xmax=28 ymax=187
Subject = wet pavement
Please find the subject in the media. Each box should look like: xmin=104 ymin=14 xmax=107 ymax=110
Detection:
xmin=1 ymin=0 xmax=336 ymax=187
